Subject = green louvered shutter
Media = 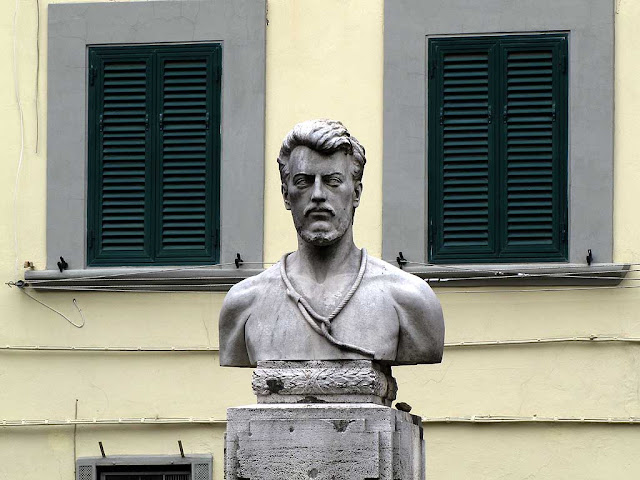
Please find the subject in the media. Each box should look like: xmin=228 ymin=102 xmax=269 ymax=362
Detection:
xmin=155 ymin=47 xmax=221 ymax=263
xmin=88 ymin=45 xmax=221 ymax=266
xmin=428 ymin=40 xmax=498 ymax=261
xmin=499 ymin=38 xmax=568 ymax=260
xmin=428 ymin=35 xmax=567 ymax=263
xmin=88 ymin=50 xmax=154 ymax=265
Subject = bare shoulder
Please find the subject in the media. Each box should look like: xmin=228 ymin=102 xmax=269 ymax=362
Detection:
xmin=221 ymin=263 xmax=282 ymax=314
xmin=365 ymin=254 xmax=437 ymax=305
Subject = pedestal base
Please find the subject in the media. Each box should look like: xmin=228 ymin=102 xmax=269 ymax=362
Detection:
xmin=225 ymin=403 xmax=425 ymax=480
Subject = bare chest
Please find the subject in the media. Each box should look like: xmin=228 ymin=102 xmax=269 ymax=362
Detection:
xmin=244 ymin=285 xmax=400 ymax=363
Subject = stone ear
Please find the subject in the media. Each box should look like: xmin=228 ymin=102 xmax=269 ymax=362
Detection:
xmin=282 ymin=183 xmax=291 ymax=210
xmin=352 ymin=181 xmax=363 ymax=208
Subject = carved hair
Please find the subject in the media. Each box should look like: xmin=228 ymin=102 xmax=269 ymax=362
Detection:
xmin=277 ymin=119 xmax=366 ymax=186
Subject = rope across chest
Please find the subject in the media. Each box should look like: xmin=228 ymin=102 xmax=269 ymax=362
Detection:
xmin=280 ymin=249 xmax=375 ymax=358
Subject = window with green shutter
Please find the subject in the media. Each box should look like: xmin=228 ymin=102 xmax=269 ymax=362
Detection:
xmin=428 ymin=34 xmax=568 ymax=263
xmin=87 ymin=44 xmax=221 ymax=266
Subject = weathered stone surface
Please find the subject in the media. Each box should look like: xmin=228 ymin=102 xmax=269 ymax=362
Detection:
xmin=225 ymin=404 xmax=424 ymax=480
xmin=219 ymin=120 xmax=444 ymax=368
xmin=252 ymin=360 xmax=398 ymax=406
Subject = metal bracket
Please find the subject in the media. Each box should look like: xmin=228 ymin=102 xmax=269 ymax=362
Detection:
xmin=57 ymin=257 xmax=68 ymax=273
xmin=235 ymin=253 xmax=244 ymax=269
xmin=178 ymin=440 xmax=185 ymax=458
xmin=586 ymin=249 xmax=593 ymax=266
xmin=396 ymin=252 xmax=408 ymax=269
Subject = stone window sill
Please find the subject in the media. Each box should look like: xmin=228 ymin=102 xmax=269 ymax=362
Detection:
xmin=405 ymin=263 xmax=630 ymax=287
xmin=24 ymin=267 xmax=264 ymax=292
xmin=23 ymin=263 xmax=629 ymax=292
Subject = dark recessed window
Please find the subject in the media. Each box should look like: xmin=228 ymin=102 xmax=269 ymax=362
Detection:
xmin=98 ymin=464 xmax=190 ymax=480
xmin=87 ymin=44 xmax=222 ymax=266
xmin=428 ymin=34 xmax=568 ymax=263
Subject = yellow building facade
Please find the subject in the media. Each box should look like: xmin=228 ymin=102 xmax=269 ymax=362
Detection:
xmin=1 ymin=0 xmax=639 ymax=478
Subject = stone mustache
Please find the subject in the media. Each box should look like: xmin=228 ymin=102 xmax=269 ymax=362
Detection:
xmin=219 ymin=119 xmax=444 ymax=367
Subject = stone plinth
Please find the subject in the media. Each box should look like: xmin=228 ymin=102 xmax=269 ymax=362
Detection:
xmin=225 ymin=361 xmax=425 ymax=479
xmin=252 ymin=360 xmax=397 ymax=406
xmin=224 ymin=403 xmax=424 ymax=480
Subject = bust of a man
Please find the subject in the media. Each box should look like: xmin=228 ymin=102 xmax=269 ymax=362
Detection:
xmin=219 ymin=119 xmax=444 ymax=367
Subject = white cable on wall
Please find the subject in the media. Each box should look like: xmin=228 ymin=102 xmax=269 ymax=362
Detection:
xmin=19 ymin=289 xmax=85 ymax=328
xmin=12 ymin=0 xmax=25 ymax=281
xmin=14 ymin=281 xmax=640 ymax=294
xmin=1 ymin=335 xmax=639 ymax=352
xmin=1 ymin=415 xmax=639 ymax=427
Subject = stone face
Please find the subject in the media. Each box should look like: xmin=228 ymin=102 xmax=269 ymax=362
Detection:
xmin=225 ymin=404 xmax=425 ymax=480
xmin=252 ymin=360 xmax=398 ymax=406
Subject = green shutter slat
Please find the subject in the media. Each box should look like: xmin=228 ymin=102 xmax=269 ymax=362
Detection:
xmin=430 ymin=43 xmax=495 ymax=259
xmin=88 ymin=44 xmax=221 ymax=266
xmin=156 ymin=49 xmax=220 ymax=260
xmin=428 ymin=35 xmax=567 ymax=263
xmin=87 ymin=53 xmax=153 ymax=263
xmin=501 ymin=39 xmax=566 ymax=254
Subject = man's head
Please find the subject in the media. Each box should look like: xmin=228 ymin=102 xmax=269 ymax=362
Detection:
xmin=277 ymin=120 xmax=367 ymax=246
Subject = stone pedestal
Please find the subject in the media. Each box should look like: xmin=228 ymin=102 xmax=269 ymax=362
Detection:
xmin=225 ymin=403 xmax=424 ymax=480
xmin=224 ymin=361 xmax=425 ymax=480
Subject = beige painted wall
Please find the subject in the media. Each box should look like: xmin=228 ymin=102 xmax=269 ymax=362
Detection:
xmin=263 ymin=0 xmax=384 ymax=261
xmin=1 ymin=0 xmax=639 ymax=479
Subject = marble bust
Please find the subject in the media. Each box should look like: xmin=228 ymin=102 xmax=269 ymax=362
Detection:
xmin=219 ymin=119 xmax=444 ymax=367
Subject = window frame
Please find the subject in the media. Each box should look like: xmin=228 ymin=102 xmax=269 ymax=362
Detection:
xmin=86 ymin=43 xmax=222 ymax=267
xmin=76 ymin=455 xmax=212 ymax=480
xmin=46 ymin=0 xmax=266 ymax=272
xmin=427 ymin=34 xmax=569 ymax=263
xmin=382 ymin=0 xmax=615 ymax=267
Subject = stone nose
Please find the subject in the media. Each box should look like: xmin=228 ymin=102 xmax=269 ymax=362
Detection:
xmin=311 ymin=176 xmax=327 ymax=202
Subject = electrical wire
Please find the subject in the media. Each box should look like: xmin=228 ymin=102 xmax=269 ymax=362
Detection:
xmin=0 ymin=417 xmax=227 ymax=427
xmin=434 ymin=283 xmax=640 ymax=294
xmin=20 ymin=289 xmax=85 ymax=328
xmin=2 ymin=335 xmax=639 ymax=352
xmin=423 ymin=269 xmax=640 ymax=283
xmin=1 ymin=415 xmax=638 ymax=427
xmin=0 ymin=345 xmax=215 ymax=352
xmin=406 ymin=260 xmax=640 ymax=271
xmin=19 ymin=261 xmax=634 ymax=289
xmin=23 ymin=270 xmax=638 ymax=287
xmin=15 ymin=282 xmax=640 ymax=294
xmin=443 ymin=335 xmax=640 ymax=347
xmin=421 ymin=415 xmax=640 ymax=424
xmin=35 ymin=0 xmax=40 ymax=153
xmin=12 ymin=0 xmax=25 ymax=281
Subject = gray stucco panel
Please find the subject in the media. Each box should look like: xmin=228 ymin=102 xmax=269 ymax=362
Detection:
xmin=47 ymin=0 xmax=266 ymax=270
xmin=383 ymin=0 xmax=614 ymax=264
